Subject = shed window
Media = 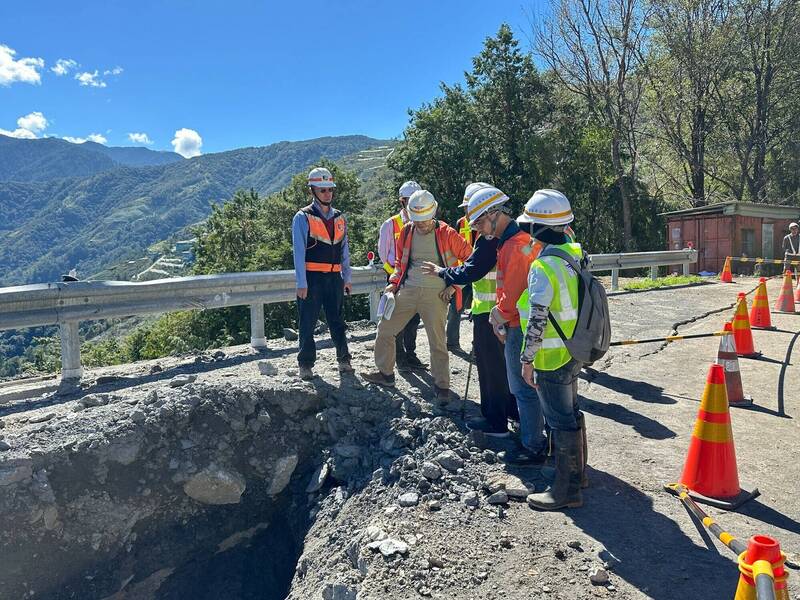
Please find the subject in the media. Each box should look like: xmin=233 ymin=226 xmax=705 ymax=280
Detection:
xmin=741 ymin=229 xmax=755 ymax=256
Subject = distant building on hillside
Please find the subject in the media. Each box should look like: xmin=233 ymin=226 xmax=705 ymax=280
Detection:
xmin=173 ymin=238 xmax=196 ymax=253
xmin=660 ymin=201 xmax=800 ymax=273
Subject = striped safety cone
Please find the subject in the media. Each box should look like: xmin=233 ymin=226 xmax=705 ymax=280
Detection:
xmin=716 ymin=322 xmax=753 ymax=407
xmin=774 ymin=270 xmax=796 ymax=314
xmin=678 ymin=363 xmax=759 ymax=510
xmin=749 ymin=278 xmax=775 ymax=330
xmin=720 ymin=256 xmax=733 ymax=283
xmin=734 ymin=535 xmax=789 ymax=600
xmin=732 ymin=293 xmax=760 ymax=358
xmin=794 ymin=275 xmax=800 ymax=304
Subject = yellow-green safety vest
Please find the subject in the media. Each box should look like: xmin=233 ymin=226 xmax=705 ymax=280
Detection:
xmin=471 ymin=267 xmax=497 ymax=315
xmin=517 ymin=242 xmax=582 ymax=371
xmin=383 ymin=214 xmax=406 ymax=274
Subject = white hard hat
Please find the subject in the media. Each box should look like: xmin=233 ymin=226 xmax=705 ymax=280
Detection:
xmin=791 ymin=222 xmax=799 ymax=229
xmin=307 ymin=167 xmax=336 ymax=188
xmin=467 ymin=186 xmax=509 ymax=227
xmin=399 ymin=180 xmax=422 ymax=198
xmin=407 ymin=190 xmax=438 ymax=222
xmin=518 ymin=189 xmax=573 ymax=226
xmin=459 ymin=181 xmax=491 ymax=208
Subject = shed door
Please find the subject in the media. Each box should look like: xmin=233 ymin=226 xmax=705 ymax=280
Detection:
xmin=762 ymin=223 xmax=774 ymax=259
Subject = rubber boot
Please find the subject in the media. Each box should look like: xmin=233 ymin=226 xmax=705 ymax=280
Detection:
xmin=576 ymin=411 xmax=589 ymax=489
xmin=527 ymin=429 xmax=583 ymax=510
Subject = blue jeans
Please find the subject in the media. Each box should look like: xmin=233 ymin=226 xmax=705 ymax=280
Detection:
xmin=536 ymin=359 xmax=582 ymax=432
xmin=504 ymin=326 xmax=545 ymax=452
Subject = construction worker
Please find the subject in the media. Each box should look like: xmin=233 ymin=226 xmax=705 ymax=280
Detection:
xmin=378 ymin=181 xmax=426 ymax=372
xmin=518 ymin=189 xmax=585 ymax=510
xmin=362 ymin=190 xmax=473 ymax=401
xmin=478 ymin=188 xmax=544 ymax=464
xmin=422 ymin=184 xmax=518 ymax=436
xmin=445 ymin=200 xmax=474 ymax=351
xmin=291 ymin=167 xmax=354 ymax=381
xmin=783 ymin=222 xmax=800 ymax=276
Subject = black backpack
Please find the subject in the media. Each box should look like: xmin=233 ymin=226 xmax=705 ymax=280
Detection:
xmin=541 ymin=246 xmax=611 ymax=365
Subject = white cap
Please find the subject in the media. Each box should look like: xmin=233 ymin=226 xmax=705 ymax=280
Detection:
xmin=307 ymin=167 xmax=336 ymax=188
xmin=407 ymin=190 xmax=438 ymax=222
xmin=791 ymin=222 xmax=799 ymax=229
xmin=518 ymin=189 xmax=573 ymax=226
xmin=459 ymin=182 xmax=491 ymax=208
xmin=399 ymin=180 xmax=422 ymax=198
xmin=466 ymin=186 xmax=509 ymax=227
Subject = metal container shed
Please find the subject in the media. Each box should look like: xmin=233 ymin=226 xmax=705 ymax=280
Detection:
xmin=660 ymin=201 xmax=800 ymax=274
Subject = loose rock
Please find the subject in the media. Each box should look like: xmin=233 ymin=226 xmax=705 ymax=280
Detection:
xmin=590 ymin=568 xmax=610 ymax=585
xmin=421 ymin=461 xmax=442 ymax=480
xmin=399 ymin=492 xmax=420 ymax=507
xmin=487 ymin=490 xmax=509 ymax=505
xmin=258 ymin=361 xmax=279 ymax=376
xmin=169 ymin=374 xmax=197 ymax=387
xmin=462 ymin=491 xmax=479 ymax=507
xmin=183 ymin=466 xmax=246 ymax=505
xmin=435 ymin=450 xmax=464 ymax=472
xmin=283 ymin=328 xmax=299 ymax=341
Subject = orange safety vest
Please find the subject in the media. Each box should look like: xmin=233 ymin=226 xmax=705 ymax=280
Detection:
xmin=302 ymin=204 xmax=346 ymax=273
xmin=383 ymin=213 xmax=406 ymax=274
xmin=389 ymin=221 xmax=473 ymax=310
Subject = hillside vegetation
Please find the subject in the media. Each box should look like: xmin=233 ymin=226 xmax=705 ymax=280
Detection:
xmin=0 ymin=135 xmax=388 ymax=285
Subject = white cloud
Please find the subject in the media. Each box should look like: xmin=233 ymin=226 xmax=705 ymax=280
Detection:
xmin=51 ymin=58 xmax=78 ymax=76
xmin=103 ymin=66 xmax=123 ymax=76
xmin=171 ymin=128 xmax=202 ymax=158
xmin=75 ymin=70 xmax=107 ymax=88
xmin=0 ymin=44 xmax=44 ymax=86
xmin=128 ymin=132 xmax=153 ymax=145
xmin=17 ymin=111 xmax=48 ymax=133
xmin=63 ymin=133 xmax=107 ymax=144
xmin=0 ymin=127 xmax=37 ymax=139
xmin=0 ymin=111 xmax=49 ymax=139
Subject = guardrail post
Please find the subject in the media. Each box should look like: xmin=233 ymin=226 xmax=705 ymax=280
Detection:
xmin=611 ymin=269 xmax=619 ymax=291
xmin=59 ymin=322 xmax=83 ymax=380
xmin=683 ymin=262 xmax=690 ymax=276
xmin=369 ymin=290 xmax=381 ymax=323
xmin=249 ymin=303 xmax=267 ymax=349
xmin=650 ymin=265 xmax=658 ymax=280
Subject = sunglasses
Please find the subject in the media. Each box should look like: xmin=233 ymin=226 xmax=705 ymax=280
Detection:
xmin=316 ymin=188 xmax=334 ymax=194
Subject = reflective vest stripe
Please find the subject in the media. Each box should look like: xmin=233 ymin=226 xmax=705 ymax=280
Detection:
xmin=306 ymin=262 xmax=343 ymax=273
xmin=473 ymin=291 xmax=497 ymax=301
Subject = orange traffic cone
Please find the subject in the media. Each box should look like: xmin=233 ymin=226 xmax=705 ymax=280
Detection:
xmin=720 ymin=256 xmax=733 ymax=283
xmin=749 ymin=277 xmax=775 ymax=330
xmin=732 ymin=293 xmax=759 ymax=358
xmin=716 ymin=323 xmax=752 ymax=407
xmin=774 ymin=270 xmax=796 ymax=313
xmin=734 ymin=535 xmax=789 ymax=599
xmin=678 ymin=363 xmax=759 ymax=509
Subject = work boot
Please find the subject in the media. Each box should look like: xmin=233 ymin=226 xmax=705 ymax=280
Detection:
xmin=499 ymin=444 xmax=548 ymax=466
xmin=527 ymin=429 xmax=583 ymax=510
xmin=299 ymin=366 xmax=314 ymax=381
xmin=466 ymin=418 xmax=510 ymax=438
xmin=404 ymin=354 xmax=428 ymax=371
xmin=338 ymin=359 xmax=354 ymax=374
xmin=361 ymin=371 xmax=396 ymax=388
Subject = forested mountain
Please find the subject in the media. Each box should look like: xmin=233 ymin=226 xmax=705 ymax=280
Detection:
xmin=0 ymin=135 xmax=389 ymax=285
xmin=0 ymin=135 xmax=183 ymax=181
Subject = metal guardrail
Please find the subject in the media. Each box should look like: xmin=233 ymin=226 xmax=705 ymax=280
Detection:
xmin=588 ymin=248 xmax=697 ymax=291
xmin=0 ymin=248 xmax=696 ymax=382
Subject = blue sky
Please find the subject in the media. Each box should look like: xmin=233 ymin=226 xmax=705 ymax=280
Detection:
xmin=0 ymin=1 xmax=546 ymax=156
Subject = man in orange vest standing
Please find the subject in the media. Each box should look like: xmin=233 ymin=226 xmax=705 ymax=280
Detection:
xmin=362 ymin=190 xmax=473 ymax=401
xmin=291 ymin=167 xmax=355 ymax=381
xmin=377 ymin=181 xmax=426 ymax=372
xmin=446 ymin=199 xmax=474 ymax=351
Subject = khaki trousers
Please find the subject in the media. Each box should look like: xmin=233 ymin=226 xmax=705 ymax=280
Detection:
xmin=375 ymin=285 xmax=450 ymax=389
